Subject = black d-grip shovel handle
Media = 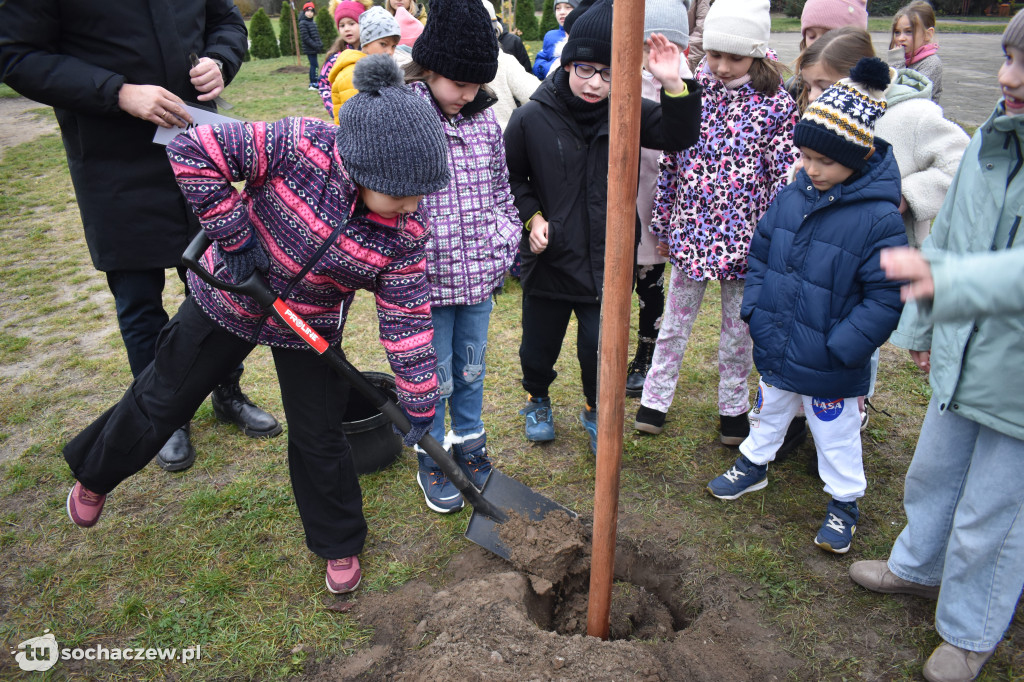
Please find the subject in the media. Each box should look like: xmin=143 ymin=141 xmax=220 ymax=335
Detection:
xmin=182 ymin=232 xmax=507 ymax=522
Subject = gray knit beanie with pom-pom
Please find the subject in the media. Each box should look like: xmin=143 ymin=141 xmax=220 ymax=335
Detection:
xmin=336 ymin=55 xmax=450 ymax=196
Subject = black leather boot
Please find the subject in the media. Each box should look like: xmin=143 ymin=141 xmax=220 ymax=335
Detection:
xmin=625 ymin=339 xmax=656 ymax=398
xmin=211 ymin=369 xmax=283 ymax=438
xmin=156 ymin=424 xmax=196 ymax=472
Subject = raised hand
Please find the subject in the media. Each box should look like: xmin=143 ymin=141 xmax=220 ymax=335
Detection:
xmin=646 ymin=33 xmax=685 ymax=95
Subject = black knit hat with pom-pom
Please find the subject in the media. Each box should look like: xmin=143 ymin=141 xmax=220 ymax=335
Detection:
xmin=336 ymin=55 xmax=450 ymax=196
xmin=412 ymin=0 xmax=498 ymax=84
xmin=794 ymin=56 xmax=890 ymax=170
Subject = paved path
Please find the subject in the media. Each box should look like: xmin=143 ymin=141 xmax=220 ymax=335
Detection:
xmin=770 ymin=31 xmax=1004 ymax=128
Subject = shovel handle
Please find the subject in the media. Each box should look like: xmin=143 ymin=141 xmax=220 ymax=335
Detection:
xmin=182 ymin=232 xmax=507 ymax=522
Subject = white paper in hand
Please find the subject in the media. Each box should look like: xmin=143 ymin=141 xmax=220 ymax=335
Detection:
xmin=152 ymin=104 xmax=242 ymax=146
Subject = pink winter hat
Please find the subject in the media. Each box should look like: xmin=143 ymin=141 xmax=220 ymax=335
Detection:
xmin=800 ymin=0 xmax=868 ymax=38
xmin=395 ymin=6 xmax=423 ymax=47
xmin=334 ymin=0 xmax=364 ymax=26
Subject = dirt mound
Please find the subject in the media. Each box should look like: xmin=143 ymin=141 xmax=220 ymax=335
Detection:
xmin=305 ymin=527 xmax=804 ymax=681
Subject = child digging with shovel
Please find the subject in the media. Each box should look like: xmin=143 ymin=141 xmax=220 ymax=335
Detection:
xmin=63 ymin=55 xmax=450 ymax=595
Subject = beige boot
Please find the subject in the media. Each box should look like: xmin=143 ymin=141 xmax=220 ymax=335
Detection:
xmin=848 ymin=559 xmax=940 ymax=599
xmin=922 ymin=642 xmax=995 ymax=682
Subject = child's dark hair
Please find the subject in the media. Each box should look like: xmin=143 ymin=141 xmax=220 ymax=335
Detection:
xmin=747 ymin=56 xmax=789 ymax=97
xmin=889 ymin=1 xmax=936 ymax=50
xmin=795 ymin=26 xmax=875 ymax=112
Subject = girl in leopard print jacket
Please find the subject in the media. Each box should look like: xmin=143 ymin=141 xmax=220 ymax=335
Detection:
xmin=638 ymin=7 xmax=799 ymax=445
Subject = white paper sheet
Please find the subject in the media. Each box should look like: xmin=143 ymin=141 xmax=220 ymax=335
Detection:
xmin=152 ymin=104 xmax=243 ymax=146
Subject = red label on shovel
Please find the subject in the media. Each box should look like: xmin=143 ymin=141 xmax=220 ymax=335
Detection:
xmin=273 ymin=299 xmax=329 ymax=354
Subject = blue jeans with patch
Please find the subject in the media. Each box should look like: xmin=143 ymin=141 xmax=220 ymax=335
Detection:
xmin=429 ymin=300 xmax=493 ymax=443
xmin=887 ymin=397 xmax=1024 ymax=652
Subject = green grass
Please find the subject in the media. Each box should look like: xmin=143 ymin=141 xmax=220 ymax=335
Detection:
xmin=1 ymin=49 xmax=1022 ymax=681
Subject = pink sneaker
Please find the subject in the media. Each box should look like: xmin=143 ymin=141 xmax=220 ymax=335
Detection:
xmin=325 ymin=556 xmax=361 ymax=594
xmin=66 ymin=481 xmax=106 ymax=528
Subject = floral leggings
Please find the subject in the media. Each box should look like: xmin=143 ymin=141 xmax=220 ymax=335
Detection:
xmin=640 ymin=269 xmax=752 ymax=417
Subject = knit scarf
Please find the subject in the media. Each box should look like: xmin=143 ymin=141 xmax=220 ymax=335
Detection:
xmin=907 ymin=42 xmax=939 ymax=65
xmin=554 ymin=68 xmax=609 ymax=140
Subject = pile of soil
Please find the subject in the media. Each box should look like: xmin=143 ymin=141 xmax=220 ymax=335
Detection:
xmin=306 ymin=517 xmax=803 ymax=681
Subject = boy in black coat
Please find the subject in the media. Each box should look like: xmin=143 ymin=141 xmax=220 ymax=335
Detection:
xmin=300 ymin=2 xmax=325 ymax=89
xmin=503 ymin=0 xmax=701 ymax=454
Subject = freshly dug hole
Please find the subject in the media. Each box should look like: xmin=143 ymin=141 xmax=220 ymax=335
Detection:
xmin=308 ymin=526 xmax=805 ymax=681
xmin=497 ymin=513 xmax=698 ymax=641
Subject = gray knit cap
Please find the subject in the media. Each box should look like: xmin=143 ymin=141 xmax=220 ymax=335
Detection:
xmin=336 ymin=55 xmax=450 ymax=196
xmin=359 ymin=6 xmax=401 ymax=48
xmin=644 ymin=0 xmax=692 ymax=48
xmin=1004 ymin=10 xmax=1024 ymax=53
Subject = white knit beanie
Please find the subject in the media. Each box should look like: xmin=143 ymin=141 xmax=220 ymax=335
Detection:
xmin=702 ymin=0 xmax=771 ymax=59
xmin=644 ymin=0 xmax=692 ymax=48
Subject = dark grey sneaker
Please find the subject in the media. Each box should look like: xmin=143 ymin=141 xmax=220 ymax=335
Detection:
xmin=451 ymin=432 xmax=491 ymax=490
xmin=719 ymin=413 xmax=750 ymax=446
xmin=635 ymin=405 xmax=667 ymax=434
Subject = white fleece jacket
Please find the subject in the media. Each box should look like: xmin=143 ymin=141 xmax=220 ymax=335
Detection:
xmin=875 ymin=68 xmax=969 ymax=248
xmin=489 ymin=50 xmax=541 ymax=131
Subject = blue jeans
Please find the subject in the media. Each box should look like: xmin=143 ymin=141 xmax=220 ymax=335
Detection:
xmin=306 ymin=53 xmax=319 ymax=86
xmin=429 ymin=300 xmax=493 ymax=443
xmin=888 ymin=397 xmax=1024 ymax=651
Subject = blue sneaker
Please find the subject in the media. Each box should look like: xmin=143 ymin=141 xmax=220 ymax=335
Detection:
xmin=451 ymin=431 xmax=491 ymax=490
xmin=416 ymin=449 xmax=464 ymax=514
xmin=520 ymin=396 xmax=555 ymax=442
xmin=707 ymin=455 xmax=768 ymax=500
xmin=814 ymin=499 xmax=859 ymax=554
xmin=579 ymin=407 xmax=597 ymax=456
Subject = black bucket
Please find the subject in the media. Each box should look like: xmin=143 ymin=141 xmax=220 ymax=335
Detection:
xmin=343 ymin=371 xmax=405 ymax=475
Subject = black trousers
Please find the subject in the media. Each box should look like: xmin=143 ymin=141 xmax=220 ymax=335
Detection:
xmin=106 ymin=268 xmax=185 ymax=377
xmin=519 ymin=294 xmax=601 ymax=409
xmin=63 ymin=298 xmax=366 ymax=559
xmin=634 ymin=262 xmax=666 ymax=342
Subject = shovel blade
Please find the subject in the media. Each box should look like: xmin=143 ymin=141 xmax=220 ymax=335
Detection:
xmin=464 ymin=469 xmax=576 ymax=561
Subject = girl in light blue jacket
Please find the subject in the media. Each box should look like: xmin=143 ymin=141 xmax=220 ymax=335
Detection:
xmin=849 ymin=17 xmax=1024 ymax=681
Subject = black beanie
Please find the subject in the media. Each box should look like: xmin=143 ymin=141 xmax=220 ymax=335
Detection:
xmin=563 ymin=0 xmax=596 ymax=35
xmin=561 ymin=0 xmax=613 ymax=68
xmin=412 ymin=0 xmax=499 ymax=84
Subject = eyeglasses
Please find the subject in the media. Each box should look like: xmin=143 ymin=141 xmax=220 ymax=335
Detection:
xmin=572 ymin=63 xmax=612 ymax=83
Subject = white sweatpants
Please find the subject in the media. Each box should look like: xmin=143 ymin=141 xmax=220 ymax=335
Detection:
xmin=741 ymin=379 xmax=866 ymax=502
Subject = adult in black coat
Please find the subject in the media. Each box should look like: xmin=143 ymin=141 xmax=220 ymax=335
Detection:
xmin=299 ymin=2 xmax=325 ymax=88
xmin=0 ymin=0 xmax=281 ymax=471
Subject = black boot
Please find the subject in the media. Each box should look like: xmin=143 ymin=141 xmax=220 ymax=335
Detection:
xmin=211 ymin=369 xmax=283 ymax=438
xmin=156 ymin=424 xmax=196 ymax=472
xmin=625 ymin=339 xmax=656 ymax=398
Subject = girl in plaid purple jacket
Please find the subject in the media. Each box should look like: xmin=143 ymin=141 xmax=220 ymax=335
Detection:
xmin=400 ymin=0 xmax=522 ymax=515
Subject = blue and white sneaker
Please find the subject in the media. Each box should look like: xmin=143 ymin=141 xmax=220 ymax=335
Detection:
xmin=579 ymin=407 xmax=597 ymax=456
xmin=451 ymin=431 xmax=491 ymax=490
xmin=814 ymin=498 xmax=859 ymax=554
xmin=707 ymin=455 xmax=768 ymax=500
xmin=416 ymin=448 xmax=464 ymax=514
xmin=520 ymin=395 xmax=555 ymax=442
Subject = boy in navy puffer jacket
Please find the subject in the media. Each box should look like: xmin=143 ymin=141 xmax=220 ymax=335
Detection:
xmin=706 ymin=58 xmax=908 ymax=555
